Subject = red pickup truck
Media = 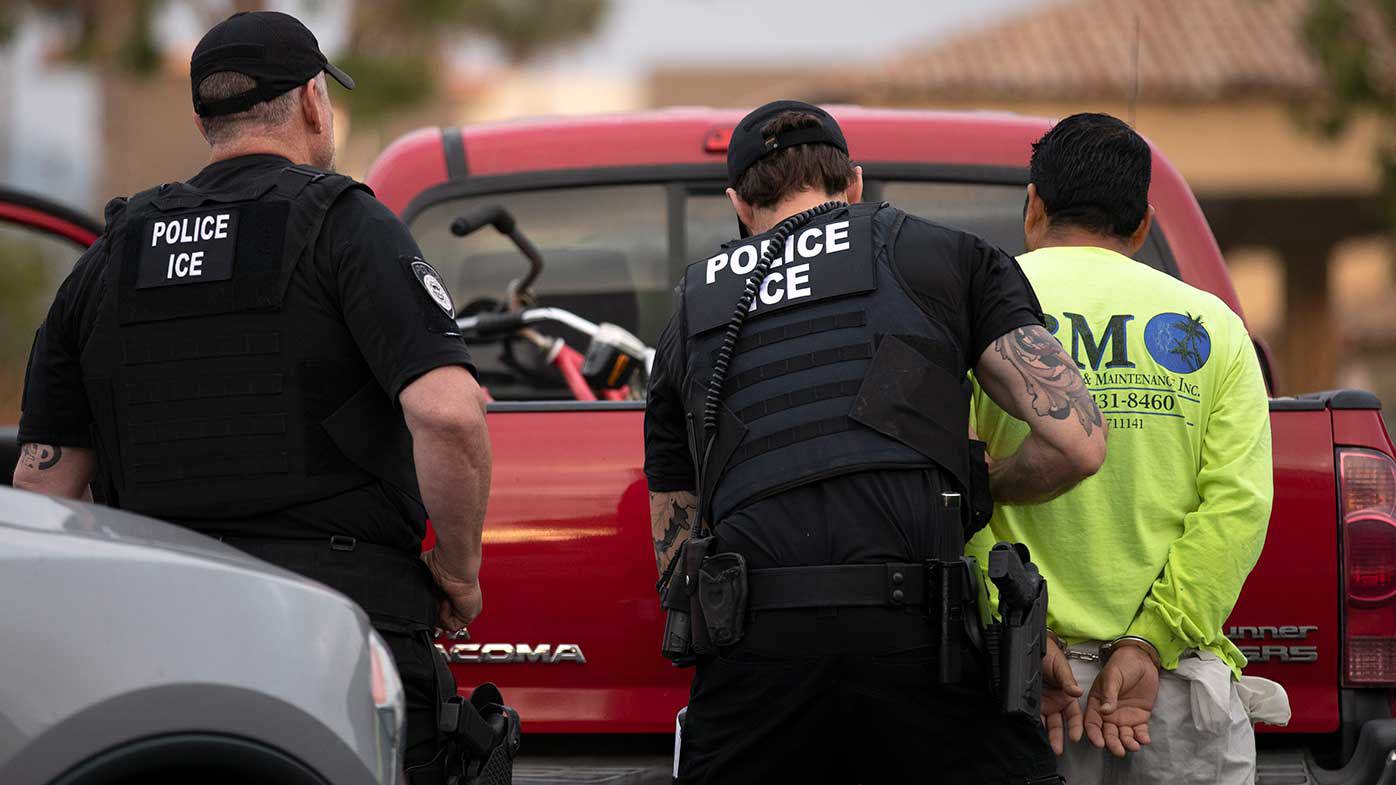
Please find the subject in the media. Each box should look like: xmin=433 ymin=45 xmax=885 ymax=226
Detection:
xmin=4 ymin=107 xmax=1396 ymax=783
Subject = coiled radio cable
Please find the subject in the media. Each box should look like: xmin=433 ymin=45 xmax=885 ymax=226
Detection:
xmin=694 ymin=200 xmax=846 ymax=531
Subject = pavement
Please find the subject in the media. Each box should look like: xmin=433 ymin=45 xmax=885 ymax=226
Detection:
xmin=513 ymin=735 xmax=673 ymax=785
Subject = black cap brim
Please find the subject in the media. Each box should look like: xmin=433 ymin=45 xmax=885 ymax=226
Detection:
xmin=324 ymin=61 xmax=354 ymax=90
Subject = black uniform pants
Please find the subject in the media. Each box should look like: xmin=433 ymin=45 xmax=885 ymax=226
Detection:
xmin=676 ymin=607 xmax=1059 ymax=785
xmin=381 ymin=629 xmax=446 ymax=769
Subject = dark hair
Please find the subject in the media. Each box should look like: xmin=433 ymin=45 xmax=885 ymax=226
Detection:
xmin=1029 ymin=112 xmax=1152 ymax=239
xmin=734 ymin=111 xmax=856 ymax=209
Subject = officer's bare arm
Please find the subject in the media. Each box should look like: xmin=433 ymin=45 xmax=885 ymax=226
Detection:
xmin=400 ymin=366 xmax=492 ymax=582
xmin=650 ymin=490 xmax=698 ymax=576
xmin=13 ymin=443 xmax=96 ymax=500
xmin=974 ymin=325 xmax=1107 ymax=504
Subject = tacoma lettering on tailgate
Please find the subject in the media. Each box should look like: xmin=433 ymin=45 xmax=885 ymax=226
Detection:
xmin=436 ymin=642 xmax=588 ymax=664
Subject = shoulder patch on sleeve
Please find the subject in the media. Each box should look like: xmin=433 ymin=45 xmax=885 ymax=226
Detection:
xmin=409 ymin=257 xmax=455 ymax=318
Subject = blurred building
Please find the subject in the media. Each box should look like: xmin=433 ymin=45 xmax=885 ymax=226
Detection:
xmin=646 ymin=0 xmax=1396 ymax=403
xmin=5 ymin=0 xmax=1393 ymax=406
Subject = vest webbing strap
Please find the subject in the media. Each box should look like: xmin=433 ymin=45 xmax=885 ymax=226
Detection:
xmin=125 ymin=372 xmax=284 ymax=406
xmin=123 ymin=332 xmax=281 ymax=366
xmin=736 ymin=377 xmax=864 ymax=424
xmin=130 ymin=450 xmax=291 ymax=484
xmin=729 ymin=416 xmax=860 ymax=467
xmin=730 ymin=310 xmax=867 ymax=356
xmin=272 ymin=165 xmax=327 ymax=198
xmin=727 ymin=342 xmax=872 ymax=396
xmin=131 ymin=413 xmax=287 ymax=445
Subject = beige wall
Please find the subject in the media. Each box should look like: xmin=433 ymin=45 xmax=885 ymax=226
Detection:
xmin=908 ymin=98 xmax=1382 ymax=197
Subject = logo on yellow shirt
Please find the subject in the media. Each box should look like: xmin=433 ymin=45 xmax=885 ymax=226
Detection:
xmin=1144 ymin=313 xmax=1211 ymax=374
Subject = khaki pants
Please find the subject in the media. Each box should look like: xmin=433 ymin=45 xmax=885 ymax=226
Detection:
xmin=1058 ymin=646 xmax=1255 ymax=785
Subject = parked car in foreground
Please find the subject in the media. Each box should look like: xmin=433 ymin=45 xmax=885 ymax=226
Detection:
xmin=0 ymin=486 xmax=404 ymax=785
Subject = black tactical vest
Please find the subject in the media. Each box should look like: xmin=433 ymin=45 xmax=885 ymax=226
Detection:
xmin=82 ymin=165 xmax=421 ymax=521
xmin=680 ymin=202 xmax=974 ymax=524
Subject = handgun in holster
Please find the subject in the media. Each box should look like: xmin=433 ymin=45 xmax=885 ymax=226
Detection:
xmin=435 ymin=683 xmax=521 ymax=785
xmin=985 ymin=541 xmax=1048 ymax=720
xmin=407 ymin=644 xmax=521 ymax=785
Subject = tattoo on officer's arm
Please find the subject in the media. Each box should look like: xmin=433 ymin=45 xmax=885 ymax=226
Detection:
xmin=994 ymin=326 xmax=1102 ymax=436
xmin=650 ymin=491 xmax=697 ymax=574
xmin=19 ymin=443 xmax=63 ymax=471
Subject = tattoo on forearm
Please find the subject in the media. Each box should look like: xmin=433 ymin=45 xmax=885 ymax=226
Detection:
xmin=655 ymin=498 xmax=691 ymax=552
xmin=19 ymin=444 xmax=63 ymax=471
xmin=650 ymin=491 xmax=697 ymax=574
xmin=995 ymin=326 xmax=1102 ymax=436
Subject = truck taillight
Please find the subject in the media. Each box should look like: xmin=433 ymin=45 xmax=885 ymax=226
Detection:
xmin=1341 ymin=448 xmax=1396 ymax=685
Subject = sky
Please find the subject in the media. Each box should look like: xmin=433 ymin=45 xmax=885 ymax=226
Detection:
xmin=543 ymin=0 xmax=1050 ymax=73
xmin=156 ymin=0 xmax=1051 ymax=74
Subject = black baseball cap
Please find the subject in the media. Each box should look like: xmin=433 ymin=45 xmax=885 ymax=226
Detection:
xmin=190 ymin=11 xmax=353 ymax=118
xmin=726 ymin=100 xmax=849 ymax=187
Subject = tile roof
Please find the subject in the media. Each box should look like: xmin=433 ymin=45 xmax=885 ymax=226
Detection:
xmin=826 ymin=0 xmax=1347 ymax=103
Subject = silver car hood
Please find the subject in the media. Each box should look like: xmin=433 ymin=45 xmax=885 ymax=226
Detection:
xmin=0 ymin=487 xmax=289 ymax=575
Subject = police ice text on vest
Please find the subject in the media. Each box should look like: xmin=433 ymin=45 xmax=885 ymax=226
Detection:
xmin=705 ymin=220 xmax=851 ymax=308
xmin=151 ymin=213 xmax=232 ymax=280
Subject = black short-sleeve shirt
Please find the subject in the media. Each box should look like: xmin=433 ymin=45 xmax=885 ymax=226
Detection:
xmin=643 ymin=208 xmax=1042 ymax=567
xmin=18 ymin=155 xmax=475 ymax=549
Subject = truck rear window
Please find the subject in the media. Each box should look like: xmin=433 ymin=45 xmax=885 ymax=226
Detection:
xmin=408 ymin=179 xmax=1177 ymax=402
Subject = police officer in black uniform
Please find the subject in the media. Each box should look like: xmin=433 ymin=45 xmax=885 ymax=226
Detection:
xmin=645 ymin=101 xmax=1108 ymax=784
xmin=13 ymin=12 xmax=493 ymax=782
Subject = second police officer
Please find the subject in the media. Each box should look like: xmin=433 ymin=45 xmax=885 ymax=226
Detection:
xmin=644 ymin=100 xmax=1108 ymax=784
xmin=11 ymin=12 xmax=502 ymax=783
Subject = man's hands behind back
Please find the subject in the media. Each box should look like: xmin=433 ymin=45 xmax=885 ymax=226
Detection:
xmin=1041 ymin=635 xmax=1084 ymax=754
xmin=1085 ymin=643 xmax=1160 ymax=757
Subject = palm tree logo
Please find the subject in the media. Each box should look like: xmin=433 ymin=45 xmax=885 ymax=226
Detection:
xmin=1144 ymin=311 xmax=1211 ymax=374
xmin=1166 ymin=313 xmax=1208 ymax=372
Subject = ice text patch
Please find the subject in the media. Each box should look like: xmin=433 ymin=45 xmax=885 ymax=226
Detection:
xmin=684 ymin=215 xmax=875 ymax=336
xmin=136 ymin=207 xmax=238 ymax=289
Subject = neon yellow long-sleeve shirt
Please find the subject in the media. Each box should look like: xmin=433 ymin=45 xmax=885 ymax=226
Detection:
xmin=968 ymin=246 xmax=1273 ymax=677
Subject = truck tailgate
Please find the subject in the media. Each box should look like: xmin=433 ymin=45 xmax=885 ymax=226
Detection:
xmin=1227 ymin=402 xmax=1341 ymax=734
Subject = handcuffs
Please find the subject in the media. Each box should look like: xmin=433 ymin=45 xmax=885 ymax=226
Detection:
xmin=1050 ymin=628 xmax=1162 ymax=667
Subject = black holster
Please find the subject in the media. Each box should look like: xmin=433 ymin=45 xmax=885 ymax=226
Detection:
xmin=984 ymin=542 xmax=1048 ymax=719
xmin=406 ymin=663 xmax=521 ymax=785
xmin=659 ymin=535 xmax=719 ymax=664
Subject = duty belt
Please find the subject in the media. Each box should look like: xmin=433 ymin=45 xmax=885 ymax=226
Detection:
xmin=748 ymin=563 xmax=927 ymax=610
xmin=218 ymin=534 xmax=436 ymax=632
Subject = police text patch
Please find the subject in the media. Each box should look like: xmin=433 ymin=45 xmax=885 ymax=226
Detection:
xmin=684 ymin=214 xmax=875 ymax=336
xmin=410 ymin=258 xmax=455 ymax=318
xmin=136 ymin=207 xmax=238 ymax=289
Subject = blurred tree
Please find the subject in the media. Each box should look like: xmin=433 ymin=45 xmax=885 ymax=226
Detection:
xmin=1303 ymin=0 xmax=1396 ymax=228
xmin=0 ymin=0 xmax=609 ymax=123
xmin=339 ymin=0 xmax=609 ymax=122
